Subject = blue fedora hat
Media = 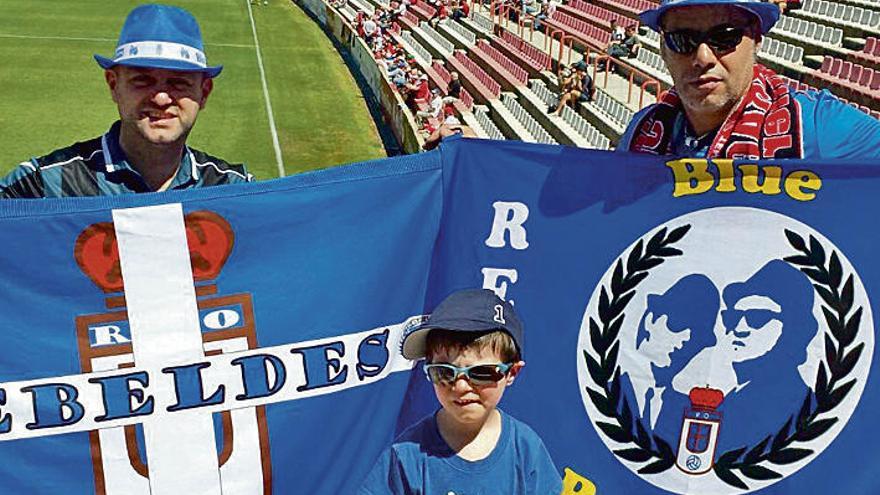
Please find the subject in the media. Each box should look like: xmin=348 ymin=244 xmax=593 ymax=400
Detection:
xmin=95 ymin=4 xmax=222 ymax=77
xmin=640 ymin=0 xmax=780 ymax=35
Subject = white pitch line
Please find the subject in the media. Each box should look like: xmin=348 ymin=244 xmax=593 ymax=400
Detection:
xmin=245 ymin=1 xmax=286 ymax=177
xmin=0 ymin=33 xmax=114 ymax=43
xmin=0 ymin=33 xmax=254 ymax=48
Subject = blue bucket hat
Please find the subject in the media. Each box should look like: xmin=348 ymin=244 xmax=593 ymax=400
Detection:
xmin=401 ymin=289 xmax=524 ymax=360
xmin=95 ymin=4 xmax=222 ymax=77
xmin=640 ymin=0 xmax=780 ymax=35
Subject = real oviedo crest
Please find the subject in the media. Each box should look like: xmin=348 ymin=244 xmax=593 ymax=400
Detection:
xmin=73 ymin=211 xmax=271 ymax=495
xmin=576 ymin=207 xmax=873 ymax=494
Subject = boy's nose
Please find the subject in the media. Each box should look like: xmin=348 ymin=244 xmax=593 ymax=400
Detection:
xmin=451 ymin=376 xmax=473 ymax=392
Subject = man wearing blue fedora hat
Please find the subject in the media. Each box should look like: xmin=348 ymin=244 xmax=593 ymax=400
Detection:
xmin=1 ymin=4 xmax=252 ymax=198
xmin=617 ymin=0 xmax=880 ymax=159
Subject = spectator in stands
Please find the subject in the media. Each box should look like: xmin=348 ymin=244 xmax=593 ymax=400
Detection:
xmin=534 ymin=1 xmax=551 ymax=31
xmin=522 ymin=0 xmax=540 ymax=16
xmin=443 ymin=105 xmax=462 ymax=125
xmin=417 ymin=89 xmax=446 ymax=123
xmin=423 ymin=123 xmax=477 ymax=150
xmin=377 ymin=7 xmax=393 ymax=29
xmin=388 ymin=58 xmax=410 ymax=87
xmin=362 ymin=14 xmax=379 ymax=44
xmin=618 ymin=0 xmax=880 ymax=158
xmin=1 ymin=4 xmax=252 ymax=198
xmin=608 ymin=24 xmax=641 ymax=59
xmin=406 ymin=73 xmax=432 ymax=110
xmin=433 ymin=0 xmax=450 ymax=26
xmin=604 ymin=20 xmax=631 ymax=58
xmin=446 ymin=71 xmax=462 ymax=102
xmin=608 ymin=18 xmax=626 ymax=46
xmin=556 ymin=62 xmax=572 ymax=82
xmin=452 ymin=0 xmax=470 ymax=20
xmin=393 ymin=0 xmax=409 ymax=18
xmin=549 ymin=62 xmax=594 ymax=115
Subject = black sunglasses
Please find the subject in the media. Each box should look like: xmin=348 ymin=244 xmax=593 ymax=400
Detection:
xmin=721 ymin=308 xmax=781 ymax=330
xmin=662 ymin=24 xmax=748 ymax=55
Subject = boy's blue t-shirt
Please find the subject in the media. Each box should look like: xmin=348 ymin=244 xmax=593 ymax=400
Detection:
xmin=359 ymin=409 xmax=563 ymax=495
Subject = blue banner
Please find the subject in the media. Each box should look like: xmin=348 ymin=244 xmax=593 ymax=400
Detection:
xmin=0 ymin=137 xmax=877 ymax=494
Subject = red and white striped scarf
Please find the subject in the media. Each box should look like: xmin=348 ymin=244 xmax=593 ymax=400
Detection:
xmin=629 ymin=65 xmax=803 ymax=159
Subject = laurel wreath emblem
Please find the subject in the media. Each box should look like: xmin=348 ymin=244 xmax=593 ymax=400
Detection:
xmin=712 ymin=230 xmax=865 ymax=488
xmin=583 ymin=226 xmax=865 ymax=490
xmin=583 ymin=225 xmax=689 ymax=474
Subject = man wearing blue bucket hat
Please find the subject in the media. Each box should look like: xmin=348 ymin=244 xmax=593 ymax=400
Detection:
xmin=1 ymin=4 xmax=252 ymax=198
xmin=617 ymin=0 xmax=880 ymax=159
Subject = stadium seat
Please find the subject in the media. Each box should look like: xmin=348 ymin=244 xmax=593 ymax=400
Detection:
xmin=851 ymin=65 xmax=863 ymax=85
xmin=472 ymin=40 xmax=529 ymax=88
xmin=861 ymin=67 xmax=874 ymax=88
xmin=496 ymin=30 xmax=551 ymax=73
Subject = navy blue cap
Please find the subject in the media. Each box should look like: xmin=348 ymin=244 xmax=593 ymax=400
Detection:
xmin=95 ymin=4 xmax=222 ymax=77
xmin=640 ymin=0 xmax=780 ymax=35
xmin=401 ymin=289 xmax=524 ymax=360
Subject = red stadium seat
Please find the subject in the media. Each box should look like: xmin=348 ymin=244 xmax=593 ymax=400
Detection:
xmin=860 ymin=67 xmax=874 ymax=88
xmin=829 ymin=57 xmax=842 ymax=76
xmin=820 ymin=55 xmax=832 ymax=74
xmin=839 ymin=61 xmax=852 ymax=80
xmin=850 ymin=65 xmax=863 ymax=84
xmin=496 ymin=31 xmax=551 ymax=73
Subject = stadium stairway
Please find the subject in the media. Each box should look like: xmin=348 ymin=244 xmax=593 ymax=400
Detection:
xmin=395 ymin=27 xmax=434 ymax=66
xmin=473 ymin=105 xmax=508 ymax=140
xmin=461 ymin=10 xmax=496 ymax=38
xmin=529 ymin=79 xmax=613 ymax=148
xmin=437 ymin=18 xmax=480 ymax=49
xmin=414 ymin=21 xmax=456 ymax=59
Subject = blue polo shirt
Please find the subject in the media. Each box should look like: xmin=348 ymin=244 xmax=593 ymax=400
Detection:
xmin=1 ymin=121 xmax=252 ymax=198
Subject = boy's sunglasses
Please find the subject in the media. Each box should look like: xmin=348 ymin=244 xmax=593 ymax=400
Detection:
xmin=662 ymin=24 xmax=748 ymax=55
xmin=424 ymin=362 xmax=513 ymax=385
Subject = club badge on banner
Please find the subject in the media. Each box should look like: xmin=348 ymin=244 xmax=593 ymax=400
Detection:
xmin=0 ymin=137 xmax=877 ymax=494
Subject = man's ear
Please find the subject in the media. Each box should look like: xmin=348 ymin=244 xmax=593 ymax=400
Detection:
xmin=199 ymin=76 xmax=214 ymax=109
xmin=506 ymin=360 xmax=526 ymax=386
xmin=105 ymin=69 xmax=119 ymax=103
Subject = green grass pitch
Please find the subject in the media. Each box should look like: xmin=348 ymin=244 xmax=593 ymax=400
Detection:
xmin=0 ymin=0 xmax=387 ymax=180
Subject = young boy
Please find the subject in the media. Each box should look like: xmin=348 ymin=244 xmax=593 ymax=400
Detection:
xmin=359 ymin=288 xmax=563 ymax=494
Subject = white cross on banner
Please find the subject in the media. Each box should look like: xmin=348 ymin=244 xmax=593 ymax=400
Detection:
xmin=113 ymin=204 xmax=223 ymax=495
